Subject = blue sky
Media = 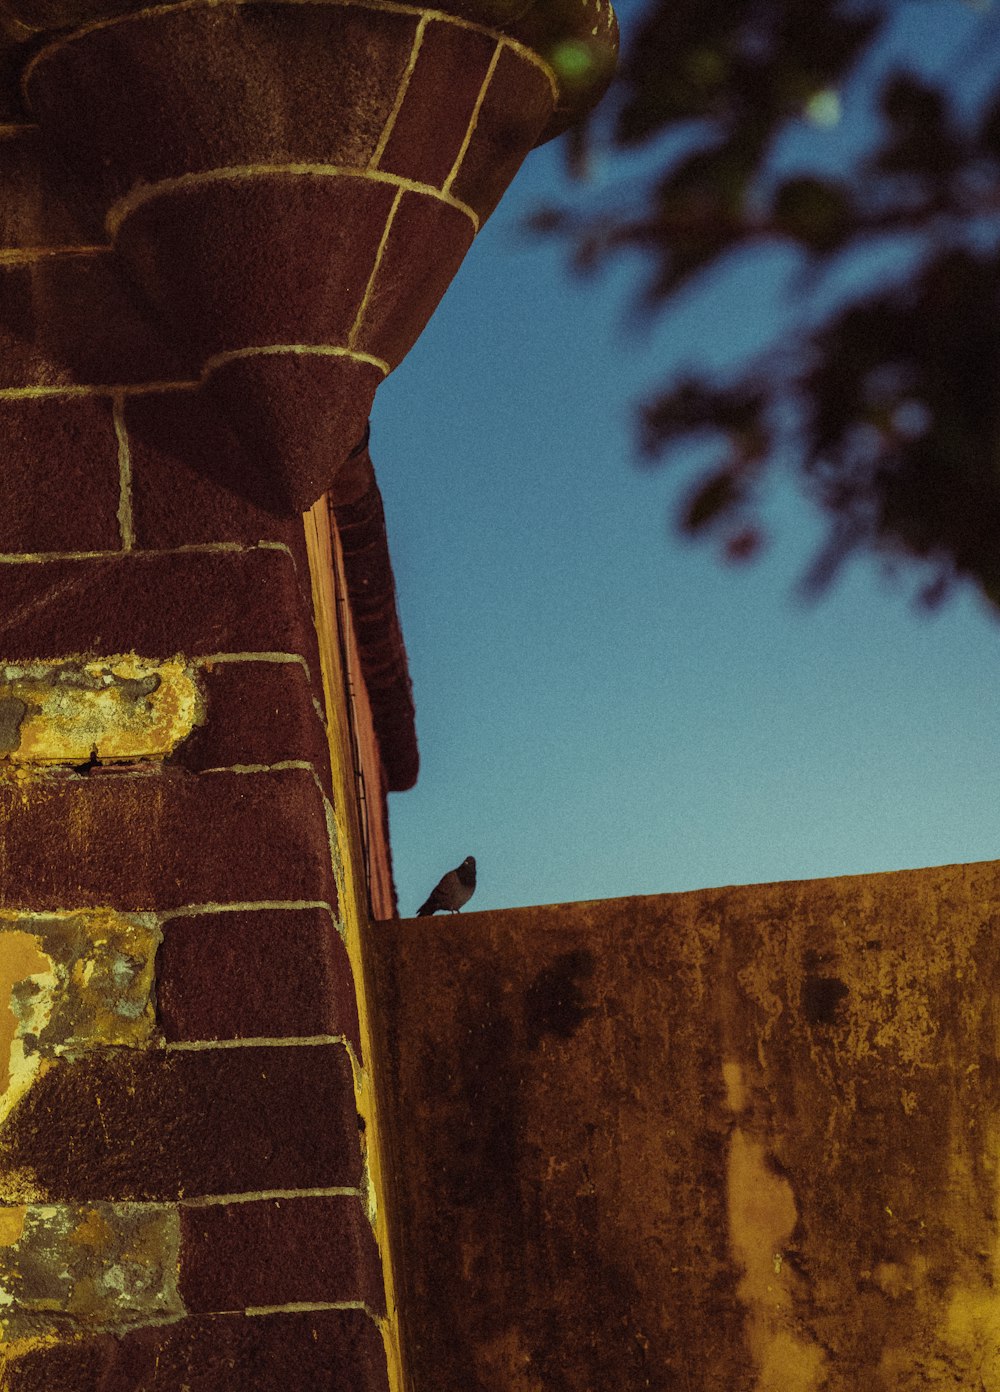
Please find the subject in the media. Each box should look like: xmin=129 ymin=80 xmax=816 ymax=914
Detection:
xmin=374 ymin=0 xmax=1000 ymax=916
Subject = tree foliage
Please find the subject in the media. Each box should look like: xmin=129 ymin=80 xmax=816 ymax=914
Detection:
xmin=541 ymin=0 xmax=1000 ymax=608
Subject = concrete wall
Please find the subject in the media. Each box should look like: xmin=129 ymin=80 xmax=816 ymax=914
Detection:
xmin=370 ymin=861 xmax=1000 ymax=1391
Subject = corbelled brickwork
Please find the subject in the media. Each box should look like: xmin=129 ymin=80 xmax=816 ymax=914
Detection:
xmin=0 ymin=0 xmax=617 ymax=1385
xmin=0 ymin=0 xmax=617 ymax=510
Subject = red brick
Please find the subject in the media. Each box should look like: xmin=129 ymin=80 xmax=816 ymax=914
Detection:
xmin=2 ymin=1309 xmax=389 ymax=1392
xmin=0 ymin=50 xmax=23 ymax=124
xmin=174 ymin=660 xmax=331 ymax=792
xmin=158 ymin=907 xmax=360 ymax=1054
xmin=26 ymin=5 xmax=418 ymax=199
xmin=0 ymin=395 xmax=120 ymax=553
xmin=126 ymin=389 xmax=307 ymax=546
xmin=205 ymin=350 xmax=382 ymax=513
xmin=0 ymin=125 xmax=101 ymax=248
xmin=114 ymin=174 xmax=397 ymax=361
xmin=0 ymin=254 xmax=191 ymax=388
xmin=377 ymin=22 xmax=496 ymax=188
xmin=0 ymin=768 xmax=336 ymax=912
xmin=179 ymin=1196 xmax=384 ymax=1313
xmin=0 ymin=1044 xmax=360 ymax=1201
xmin=0 ymin=546 xmax=315 ymax=661
xmin=2 ymin=1336 xmax=110 ymax=1392
xmin=449 ymin=45 xmax=555 ymax=222
xmin=352 ymin=189 xmax=474 ymax=369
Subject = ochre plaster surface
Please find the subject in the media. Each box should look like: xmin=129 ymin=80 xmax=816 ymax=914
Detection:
xmin=0 ymin=908 xmax=160 ymax=1126
xmin=370 ymin=861 xmax=1000 ymax=1391
xmin=0 ymin=656 xmax=200 ymax=764
xmin=0 ymin=1200 xmax=182 ymax=1342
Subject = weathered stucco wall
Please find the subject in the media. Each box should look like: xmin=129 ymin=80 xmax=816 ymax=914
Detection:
xmin=370 ymin=861 xmax=1000 ymax=1391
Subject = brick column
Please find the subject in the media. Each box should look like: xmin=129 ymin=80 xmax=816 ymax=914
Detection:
xmin=0 ymin=0 xmax=617 ymax=1385
xmin=0 ymin=391 xmax=392 ymax=1388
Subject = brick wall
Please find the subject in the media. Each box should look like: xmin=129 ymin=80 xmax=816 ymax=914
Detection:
xmin=0 ymin=419 xmax=392 ymax=1388
xmin=0 ymin=0 xmax=618 ymax=1384
xmin=0 ymin=102 xmax=397 ymax=1374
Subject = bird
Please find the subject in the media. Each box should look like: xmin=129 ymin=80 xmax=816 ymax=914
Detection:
xmin=416 ymin=856 xmax=476 ymax=916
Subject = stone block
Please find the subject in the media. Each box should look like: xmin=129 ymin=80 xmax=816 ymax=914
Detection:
xmin=376 ymin=22 xmax=496 ymax=189
xmin=449 ymin=43 xmax=555 ymax=221
xmin=158 ymin=907 xmax=359 ymax=1054
xmin=112 ymin=175 xmax=397 ymax=361
xmin=0 ymin=656 xmax=201 ymax=764
xmin=125 ymin=390 xmax=306 ymax=547
xmin=0 ymin=1043 xmax=360 ymax=1202
xmin=171 ymin=659 xmax=329 ymax=791
xmin=0 ymin=907 xmax=161 ymax=1126
xmin=0 ymin=254 xmax=189 ymax=388
xmin=0 ymin=124 xmax=101 ymax=248
xmin=0 ymin=766 xmax=337 ymax=913
xmin=203 ymin=351 xmax=382 ymax=514
xmin=351 ymin=189 xmax=474 ymax=369
xmin=25 ymin=6 xmax=418 ymax=199
xmin=0 ymin=547 xmax=316 ymax=663
xmin=179 ymin=1195 xmax=383 ymax=1313
xmin=0 ymin=394 xmax=120 ymax=554
xmin=0 ymin=1201 xmax=182 ymax=1340
xmin=1 ymin=1308 xmax=390 ymax=1391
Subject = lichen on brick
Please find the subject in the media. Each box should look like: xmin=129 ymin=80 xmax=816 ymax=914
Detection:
xmin=0 ymin=909 xmax=161 ymax=1126
xmin=0 ymin=656 xmax=202 ymax=766
xmin=0 ymin=1200 xmax=183 ymax=1341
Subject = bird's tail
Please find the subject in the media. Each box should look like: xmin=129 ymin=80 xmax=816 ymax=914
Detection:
xmin=415 ymin=898 xmax=435 ymax=916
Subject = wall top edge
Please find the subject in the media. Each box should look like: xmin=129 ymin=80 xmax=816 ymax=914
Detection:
xmin=0 ymin=0 xmax=617 ymax=138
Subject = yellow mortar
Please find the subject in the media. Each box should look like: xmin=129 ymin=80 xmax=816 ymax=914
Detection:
xmin=0 ymin=656 xmax=201 ymax=765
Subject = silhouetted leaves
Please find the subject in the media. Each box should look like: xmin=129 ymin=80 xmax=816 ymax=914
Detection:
xmin=641 ymin=378 xmax=768 ymax=459
xmin=615 ymin=0 xmax=880 ymax=147
xmin=875 ymin=74 xmax=961 ymax=189
xmin=682 ymin=468 xmax=745 ymax=533
xmin=979 ymin=90 xmax=1000 ymax=160
xmin=772 ymin=176 xmax=853 ymax=251
xmin=542 ymin=0 xmax=1000 ymax=610
xmin=801 ymin=249 xmax=1000 ymax=600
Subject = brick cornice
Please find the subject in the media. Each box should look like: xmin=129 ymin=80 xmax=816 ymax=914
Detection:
xmin=0 ymin=0 xmax=616 ymax=509
xmin=2 ymin=0 xmax=617 ymax=136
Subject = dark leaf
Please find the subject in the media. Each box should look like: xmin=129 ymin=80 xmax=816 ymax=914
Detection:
xmin=525 ymin=205 xmax=568 ymax=235
xmin=873 ymin=72 xmax=960 ymax=185
xmin=725 ymin=526 xmax=765 ymax=562
xmin=681 ymin=467 xmax=743 ymax=532
xmin=979 ymin=90 xmax=1000 ymax=159
xmin=641 ymin=378 xmax=765 ymax=457
xmin=772 ymin=176 xmax=853 ymax=253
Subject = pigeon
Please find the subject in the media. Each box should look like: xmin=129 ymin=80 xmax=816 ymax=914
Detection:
xmin=416 ymin=856 xmax=476 ymax=916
